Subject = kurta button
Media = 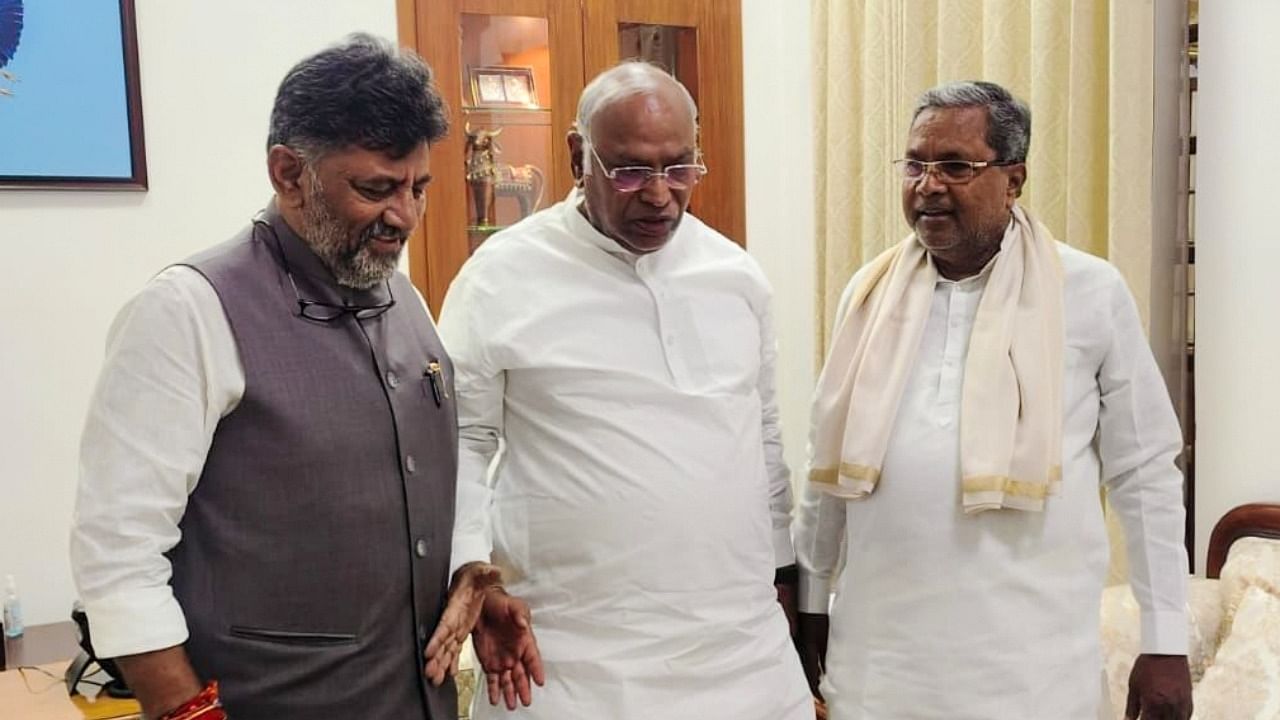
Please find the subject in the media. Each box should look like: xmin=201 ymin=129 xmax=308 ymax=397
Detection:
xmin=405 ymin=455 xmax=417 ymax=474
xmin=386 ymin=370 xmax=400 ymax=388
xmin=418 ymin=623 xmax=428 ymax=641
xmin=415 ymin=538 xmax=428 ymax=557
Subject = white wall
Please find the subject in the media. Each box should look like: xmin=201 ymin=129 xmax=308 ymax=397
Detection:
xmin=1192 ymin=2 xmax=1280 ymax=567
xmin=0 ymin=1 xmax=398 ymax=626
xmin=742 ymin=0 xmax=816 ymax=485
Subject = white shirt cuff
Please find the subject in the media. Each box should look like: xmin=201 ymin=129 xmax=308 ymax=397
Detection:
xmin=798 ymin=570 xmax=832 ymax=614
xmin=83 ymin=587 xmax=189 ymax=659
xmin=1140 ymin=609 xmax=1190 ymax=655
xmin=449 ymin=534 xmax=492 ymax=579
xmin=773 ymin=526 xmax=796 ymax=569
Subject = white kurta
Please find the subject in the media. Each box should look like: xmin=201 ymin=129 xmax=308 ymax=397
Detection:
xmin=439 ymin=195 xmax=810 ymax=720
xmin=795 ymin=242 xmax=1188 ymax=720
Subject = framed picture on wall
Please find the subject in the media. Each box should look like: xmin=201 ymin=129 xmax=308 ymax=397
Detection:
xmin=468 ymin=65 xmax=538 ymax=108
xmin=0 ymin=0 xmax=148 ymax=190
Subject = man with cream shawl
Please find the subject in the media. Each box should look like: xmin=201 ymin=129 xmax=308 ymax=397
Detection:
xmin=794 ymin=81 xmax=1192 ymax=720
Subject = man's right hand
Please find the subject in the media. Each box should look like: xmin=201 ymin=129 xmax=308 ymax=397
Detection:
xmin=425 ymin=562 xmax=505 ymax=685
xmin=473 ymin=586 xmax=545 ymax=711
xmin=797 ymin=612 xmax=829 ymax=701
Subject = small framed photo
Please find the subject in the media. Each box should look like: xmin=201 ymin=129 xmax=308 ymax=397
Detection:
xmin=469 ymin=66 xmax=538 ymax=108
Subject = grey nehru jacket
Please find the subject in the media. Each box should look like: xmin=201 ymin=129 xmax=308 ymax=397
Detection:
xmin=167 ymin=200 xmax=458 ymax=719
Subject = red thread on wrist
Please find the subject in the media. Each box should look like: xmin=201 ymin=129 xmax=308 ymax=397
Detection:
xmin=156 ymin=680 xmax=227 ymax=720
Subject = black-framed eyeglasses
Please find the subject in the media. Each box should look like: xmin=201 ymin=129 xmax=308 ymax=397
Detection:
xmin=892 ymin=158 xmax=1020 ymax=185
xmin=589 ymin=145 xmax=708 ymax=193
xmin=253 ymin=219 xmax=396 ymax=323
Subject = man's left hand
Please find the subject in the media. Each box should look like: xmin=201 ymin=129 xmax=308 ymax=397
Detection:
xmin=774 ymin=564 xmax=800 ymax=639
xmin=1125 ymin=653 xmax=1192 ymax=720
xmin=424 ymin=562 xmax=504 ymax=686
xmin=473 ymin=586 xmax=545 ymax=710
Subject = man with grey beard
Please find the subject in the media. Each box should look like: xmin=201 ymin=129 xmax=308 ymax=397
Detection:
xmin=70 ymin=35 xmax=541 ymax=720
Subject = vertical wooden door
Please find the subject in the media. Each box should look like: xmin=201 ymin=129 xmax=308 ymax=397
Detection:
xmin=399 ymin=0 xmax=584 ymax=313
xmin=581 ymin=0 xmax=746 ymax=246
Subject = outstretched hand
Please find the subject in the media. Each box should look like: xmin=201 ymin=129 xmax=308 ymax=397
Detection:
xmin=473 ymin=586 xmax=546 ymax=710
xmin=424 ymin=562 xmax=503 ymax=686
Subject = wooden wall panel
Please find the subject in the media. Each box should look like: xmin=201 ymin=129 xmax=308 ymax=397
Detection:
xmin=696 ymin=0 xmax=746 ymax=245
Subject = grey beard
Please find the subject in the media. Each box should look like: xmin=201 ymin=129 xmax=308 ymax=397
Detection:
xmin=301 ymin=189 xmax=404 ymax=290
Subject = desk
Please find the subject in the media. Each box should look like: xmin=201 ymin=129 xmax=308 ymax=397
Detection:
xmin=2 ymin=623 xmax=140 ymax=719
xmin=0 ymin=662 xmax=140 ymax=719
xmin=4 ymin=621 xmax=79 ymax=670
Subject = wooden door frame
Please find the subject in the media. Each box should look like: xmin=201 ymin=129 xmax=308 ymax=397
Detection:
xmin=396 ymin=0 xmax=433 ymax=306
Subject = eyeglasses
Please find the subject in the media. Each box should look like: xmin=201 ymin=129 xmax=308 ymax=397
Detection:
xmin=589 ymin=145 xmax=707 ymax=193
xmin=253 ymin=219 xmax=396 ymax=323
xmin=892 ymin=158 xmax=1020 ymax=185
xmin=284 ymin=269 xmax=396 ymax=322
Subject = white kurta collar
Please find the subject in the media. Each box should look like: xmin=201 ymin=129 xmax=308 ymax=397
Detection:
xmin=561 ymin=188 xmax=637 ymax=263
xmin=559 ymin=188 xmax=689 ymax=269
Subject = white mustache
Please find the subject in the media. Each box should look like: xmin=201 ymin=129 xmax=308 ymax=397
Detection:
xmin=361 ymin=221 xmax=408 ymax=243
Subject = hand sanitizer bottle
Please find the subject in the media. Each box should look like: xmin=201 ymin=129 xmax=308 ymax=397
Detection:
xmin=3 ymin=575 xmax=23 ymax=638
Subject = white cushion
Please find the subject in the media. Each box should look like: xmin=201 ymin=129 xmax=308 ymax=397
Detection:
xmin=1192 ymin=586 xmax=1280 ymax=719
xmin=1218 ymin=536 xmax=1280 ymax=639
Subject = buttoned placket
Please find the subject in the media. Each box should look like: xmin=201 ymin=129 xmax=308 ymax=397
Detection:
xmin=635 ymin=255 xmax=690 ymax=389
xmin=934 ymin=275 xmax=984 ymax=427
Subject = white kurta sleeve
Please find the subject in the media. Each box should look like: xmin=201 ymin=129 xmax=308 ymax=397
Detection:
xmin=757 ymin=301 xmax=796 ymax=569
xmin=794 ymin=482 xmax=848 ymax=614
xmin=1096 ymin=272 xmax=1189 ymax=656
xmin=438 ymin=273 xmax=503 ymax=577
xmin=70 ymin=267 xmax=243 ymax=658
xmin=794 ymin=276 xmax=865 ymax=614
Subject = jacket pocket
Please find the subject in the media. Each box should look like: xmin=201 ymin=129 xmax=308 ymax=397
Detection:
xmin=228 ymin=625 xmax=357 ymax=646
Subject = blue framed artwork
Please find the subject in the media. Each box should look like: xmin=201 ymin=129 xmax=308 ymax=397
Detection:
xmin=0 ymin=0 xmax=148 ymax=189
